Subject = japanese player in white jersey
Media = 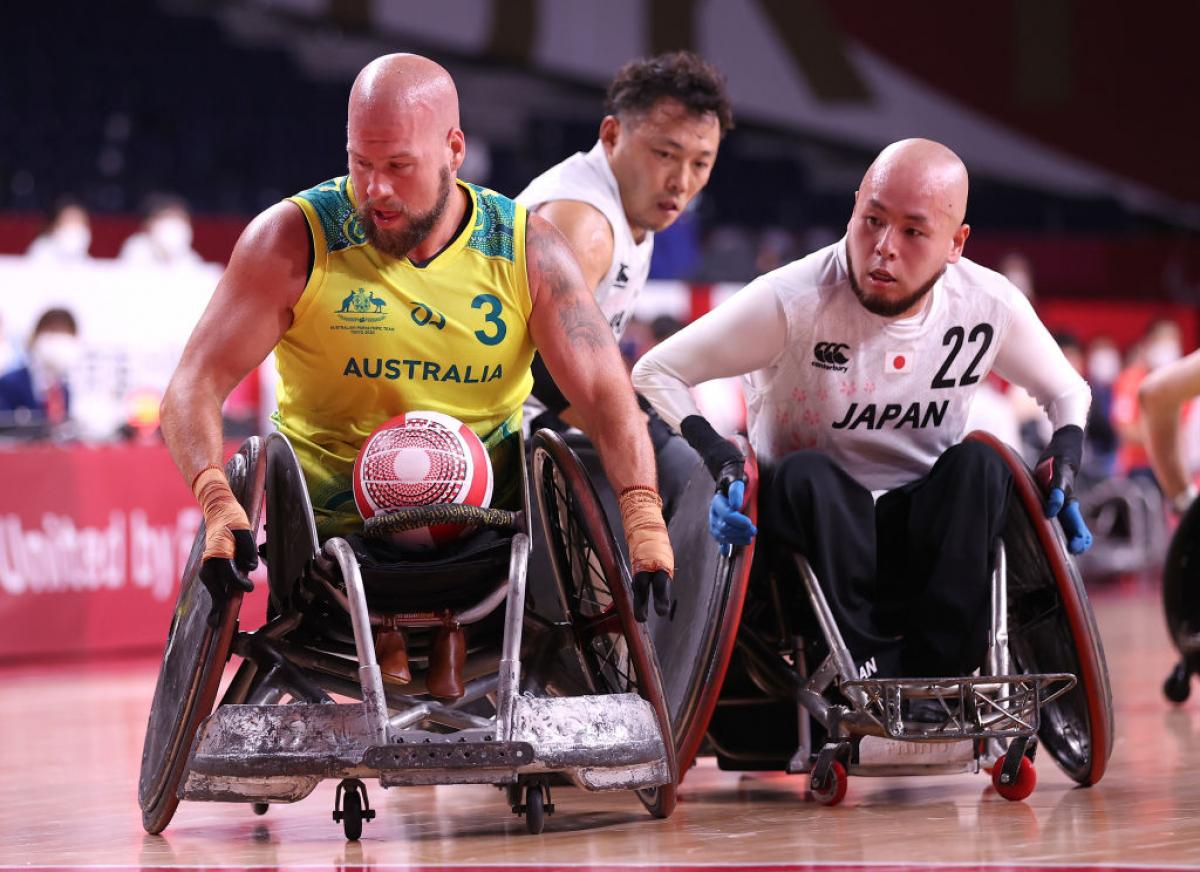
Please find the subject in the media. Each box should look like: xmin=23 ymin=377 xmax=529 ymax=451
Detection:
xmin=634 ymin=138 xmax=1094 ymax=693
xmin=517 ymin=51 xmax=732 ymax=432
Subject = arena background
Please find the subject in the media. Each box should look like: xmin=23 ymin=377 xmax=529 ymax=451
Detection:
xmin=1 ymin=2 xmax=1198 ymax=869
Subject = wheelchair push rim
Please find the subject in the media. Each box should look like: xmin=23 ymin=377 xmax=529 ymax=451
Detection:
xmin=965 ymin=430 xmax=1114 ymax=786
xmin=137 ymin=438 xmax=263 ymax=833
xmin=531 ymin=428 xmax=678 ymax=819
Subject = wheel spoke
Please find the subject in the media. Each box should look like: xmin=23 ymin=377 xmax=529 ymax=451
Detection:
xmin=575 ymin=606 xmax=620 ymax=638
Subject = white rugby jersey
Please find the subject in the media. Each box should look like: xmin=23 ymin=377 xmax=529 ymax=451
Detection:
xmin=633 ymin=238 xmax=1090 ymax=492
xmin=517 ymin=141 xmax=654 ymax=339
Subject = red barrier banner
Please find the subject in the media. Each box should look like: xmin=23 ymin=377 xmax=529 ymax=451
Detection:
xmin=0 ymin=442 xmax=267 ymax=662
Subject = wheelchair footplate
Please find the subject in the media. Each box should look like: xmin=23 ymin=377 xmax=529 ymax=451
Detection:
xmin=181 ymin=691 xmax=669 ymax=801
xmin=841 ymin=672 xmax=1077 ymax=740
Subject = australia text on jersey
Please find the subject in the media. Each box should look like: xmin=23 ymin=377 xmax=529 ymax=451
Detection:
xmin=342 ymin=357 xmax=505 ymax=384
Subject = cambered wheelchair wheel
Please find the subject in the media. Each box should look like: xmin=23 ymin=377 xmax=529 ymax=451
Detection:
xmin=531 ymin=429 xmax=678 ymax=819
xmin=645 ymin=434 xmax=759 ymax=779
xmin=966 ymin=431 xmax=1115 ymax=786
xmin=138 ymin=438 xmax=264 ymax=834
xmin=1161 ymin=497 xmax=1200 ymax=703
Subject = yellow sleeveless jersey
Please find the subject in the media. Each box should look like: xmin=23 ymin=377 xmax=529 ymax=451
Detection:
xmin=276 ymin=176 xmax=535 ymax=538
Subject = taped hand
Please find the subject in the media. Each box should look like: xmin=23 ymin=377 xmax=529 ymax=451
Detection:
xmin=1034 ymin=425 xmax=1093 ymax=555
xmin=192 ymin=466 xmax=257 ymax=618
xmin=619 ymin=487 xmax=674 ymax=622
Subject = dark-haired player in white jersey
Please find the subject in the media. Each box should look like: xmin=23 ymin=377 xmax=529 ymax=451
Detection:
xmin=517 ymin=51 xmax=731 ymax=619
xmin=634 ymin=138 xmax=1093 ymax=685
xmin=517 ymin=50 xmax=732 ymax=433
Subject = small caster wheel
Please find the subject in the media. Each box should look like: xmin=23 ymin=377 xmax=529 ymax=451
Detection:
xmin=811 ymin=759 xmax=847 ymax=806
xmin=1164 ymin=662 xmax=1191 ymax=704
xmin=525 ymin=785 xmax=545 ymax=835
xmin=992 ymin=754 xmax=1036 ymax=801
xmin=332 ymin=778 xmax=376 ymax=841
xmin=252 ymin=802 xmax=269 ymax=816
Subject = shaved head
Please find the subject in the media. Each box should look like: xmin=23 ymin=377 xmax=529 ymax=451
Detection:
xmin=349 ymin=53 xmax=461 ymax=135
xmin=845 ymin=138 xmax=972 ymax=319
xmin=345 ymin=54 xmax=467 ymax=261
xmin=861 ymin=138 xmax=969 ymax=227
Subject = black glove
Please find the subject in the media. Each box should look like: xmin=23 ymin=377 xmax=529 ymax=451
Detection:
xmin=681 ymin=415 xmax=745 ymax=490
xmin=632 ymin=570 xmax=671 ymax=622
xmin=199 ymin=528 xmax=257 ymax=626
xmin=681 ymin=415 xmax=756 ymax=553
xmin=1034 ymin=425 xmax=1093 ymax=555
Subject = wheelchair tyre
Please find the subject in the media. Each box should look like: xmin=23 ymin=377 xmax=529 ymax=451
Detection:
xmin=525 ymin=786 xmax=545 ymax=835
xmin=532 ymin=429 xmax=678 ymax=819
xmin=341 ymin=790 xmax=364 ymax=841
xmin=137 ymin=438 xmax=263 ymax=834
xmin=1162 ymin=498 xmax=1200 ymax=658
xmin=966 ymin=431 xmax=1114 ymax=786
xmin=811 ymin=760 xmax=847 ymax=807
xmin=652 ymin=435 xmax=759 ymax=780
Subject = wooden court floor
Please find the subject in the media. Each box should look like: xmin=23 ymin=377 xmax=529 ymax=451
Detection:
xmin=1 ymin=586 xmax=1198 ymax=871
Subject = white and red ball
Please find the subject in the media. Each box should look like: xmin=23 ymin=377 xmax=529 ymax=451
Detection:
xmin=353 ymin=410 xmax=493 ymax=549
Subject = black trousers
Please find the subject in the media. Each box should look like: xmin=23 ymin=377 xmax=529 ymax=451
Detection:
xmin=761 ymin=442 xmax=1014 ymax=678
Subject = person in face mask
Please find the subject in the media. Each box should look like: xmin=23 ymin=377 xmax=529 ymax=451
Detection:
xmin=1112 ymin=319 xmax=1187 ymax=482
xmin=25 ymin=199 xmax=92 ymax=264
xmin=118 ymin=195 xmax=203 ymax=267
xmin=0 ymin=308 xmax=80 ymax=430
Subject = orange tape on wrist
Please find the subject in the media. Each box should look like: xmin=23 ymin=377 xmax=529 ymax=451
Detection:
xmin=617 ymin=487 xmax=673 ymax=577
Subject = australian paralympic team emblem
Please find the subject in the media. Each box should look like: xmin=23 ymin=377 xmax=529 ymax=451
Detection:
xmin=333 ymin=287 xmax=393 ymax=335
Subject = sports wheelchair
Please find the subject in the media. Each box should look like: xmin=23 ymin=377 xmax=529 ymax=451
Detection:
xmin=1162 ymin=496 xmax=1200 ymax=703
xmin=578 ymin=429 xmax=1114 ymax=804
xmin=138 ymin=429 xmax=675 ymax=840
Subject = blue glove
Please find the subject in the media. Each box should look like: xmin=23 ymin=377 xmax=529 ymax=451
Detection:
xmin=1035 ymin=425 xmax=1093 ymax=555
xmin=710 ymin=478 xmax=757 ymax=555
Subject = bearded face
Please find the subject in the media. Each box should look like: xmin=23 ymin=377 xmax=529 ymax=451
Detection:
xmin=357 ymin=164 xmax=453 ymax=259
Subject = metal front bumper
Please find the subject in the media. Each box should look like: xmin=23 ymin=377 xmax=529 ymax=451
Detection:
xmin=180 ymin=692 xmax=668 ymax=803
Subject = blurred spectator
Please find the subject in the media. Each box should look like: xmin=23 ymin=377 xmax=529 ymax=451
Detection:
xmin=119 ymin=194 xmax=202 ymax=266
xmin=648 ymin=205 xmax=703 ymax=280
xmin=1112 ymin=319 xmax=1184 ymax=481
xmin=1139 ymin=349 xmax=1200 ymax=515
xmin=998 ymin=251 xmax=1036 ymax=301
xmin=754 ymin=227 xmax=797 ymax=274
xmin=1057 ymin=332 xmax=1118 ymax=479
xmin=695 ymin=226 xmax=757 ymax=282
xmin=0 ymin=316 xmax=21 ymax=376
xmin=0 ymin=308 xmax=80 ymax=429
xmin=650 ymin=314 xmax=683 ymax=345
xmin=25 ymin=198 xmax=92 ymax=263
xmin=1086 ymin=335 xmax=1121 ymax=402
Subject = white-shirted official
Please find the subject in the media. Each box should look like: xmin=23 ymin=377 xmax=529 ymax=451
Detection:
xmin=516 ymin=51 xmax=731 ymax=430
xmin=634 ymin=138 xmax=1094 ymax=683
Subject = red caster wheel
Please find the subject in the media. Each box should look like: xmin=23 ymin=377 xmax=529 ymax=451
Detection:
xmin=992 ymin=754 xmax=1037 ymax=801
xmin=811 ymin=760 xmax=848 ymax=806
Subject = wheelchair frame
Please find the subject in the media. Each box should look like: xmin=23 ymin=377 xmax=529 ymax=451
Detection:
xmin=139 ymin=429 xmax=675 ymax=839
xmin=644 ymin=430 xmax=1113 ymax=805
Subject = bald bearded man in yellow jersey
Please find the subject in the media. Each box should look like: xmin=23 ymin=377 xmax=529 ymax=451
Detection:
xmin=160 ymin=55 xmax=674 ymax=696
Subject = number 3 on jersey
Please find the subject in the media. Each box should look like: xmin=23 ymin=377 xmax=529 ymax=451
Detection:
xmin=472 ymin=293 xmax=507 ymax=346
xmin=932 ymin=323 xmax=994 ymax=389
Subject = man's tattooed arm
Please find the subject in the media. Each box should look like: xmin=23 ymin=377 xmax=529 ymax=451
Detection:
xmin=526 ymin=213 xmax=611 ymax=351
xmin=524 ymin=212 xmax=657 ymax=494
